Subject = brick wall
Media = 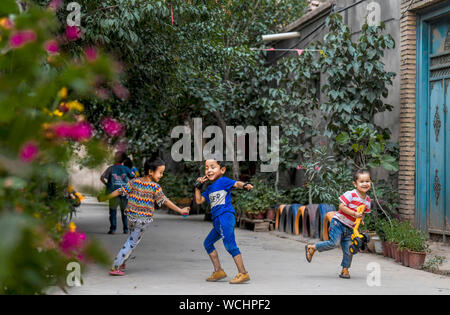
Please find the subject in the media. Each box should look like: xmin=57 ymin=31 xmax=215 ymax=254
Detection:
xmin=399 ymin=0 xmax=417 ymax=222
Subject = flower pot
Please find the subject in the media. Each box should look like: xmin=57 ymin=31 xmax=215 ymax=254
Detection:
xmin=392 ymin=243 xmax=401 ymax=263
xmin=366 ymin=232 xmax=377 ymax=253
xmin=253 ymin=211 xmax=265 ymax=220
xmin=401 ymin=248 xmax=409 ymax=267
xmin=383 ymin=241 xmax=392 ymax=258
xmin=408 ymin=250 xmax=426 ymax=269
xmin=265 ymin=208 xmax=276 ymax=221
xmin=174 ymin=197 xmax=192 ymax=207
xmin=373 ymin=236 xmax=383 ymax=255
xmin=382 ymin=241 xmax=389 ymax=257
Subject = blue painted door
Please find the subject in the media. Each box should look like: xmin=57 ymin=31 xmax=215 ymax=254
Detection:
xmin=427 ymin=17 xmax=449 ymax=235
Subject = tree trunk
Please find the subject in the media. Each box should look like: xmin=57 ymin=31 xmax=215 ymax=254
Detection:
xmin=213 ymin=110 xmax=240 ymax=180
xmin=308 ymin=185 xmax=312 ymax=205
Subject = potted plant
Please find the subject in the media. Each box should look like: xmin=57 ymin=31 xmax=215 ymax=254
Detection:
xmin=232 ymin=187 xmax=254 ymax=220
xmin=262 ymin=184 xmax=287 ymax=221
xmin=251 ymin=193 xmax=267 ymax=220
xmin=252 ymin=210 xmax=265 ymax=220
xmin=397 ymin=221 xmax=411 ymax=266
xmin=403 ymin=228 xmax=429 ymax=270
xmin=160 ymin=173 xmax=194 ymax=213
xmin=361 ymin=215 xmax=378 ymax=253
xmin=382 ymin=219 xmax=398 ymax=259
xmin=375 ymin=219 xmax=390 ymax=256
xmin=265 ymin=207 xmax=276 ymax=221
xmin=391 ymin=220 xmax=403 ymax=263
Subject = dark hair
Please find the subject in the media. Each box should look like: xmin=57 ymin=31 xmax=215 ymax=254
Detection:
xmin=354 ymin=169 xmax=371 ymax=181
xmin=114 ymin=151 xmax=127 ymax=164
xmin=205 ymin=159 xmax=227 ymax=169
xmin=123 ymin=157 xmax=133 ymax=169
xmin=144 ymin=158 xmax=165 ymax=176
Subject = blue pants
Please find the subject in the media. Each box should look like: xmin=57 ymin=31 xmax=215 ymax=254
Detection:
xmin=315 ymin=218 xmax=353 ymax=268
xmin=204 ymin=212 xmax=241 ymax=258
xmin=109 ymin=196 xmax=129 ymax=232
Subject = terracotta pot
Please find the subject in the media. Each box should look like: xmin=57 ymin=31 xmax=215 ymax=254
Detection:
xmin=408 ymin=250 xmax=426 ymax=269
xmin=265 ymin=208 xmax=276 ymax=221
xmin=383 ymin=241 xmax=391 ymax=258
xmin=382 ymin=241 xmax=389 ymax=257
xmin=401 ymin=248 xmax=409 ymax=267
xmin=174 ymin=197 xmax=192 ymax=207
xmin=253 ymin=211 xmax=265 ymax=220
xmin=392 ymin=243 xmax=401 ymax=263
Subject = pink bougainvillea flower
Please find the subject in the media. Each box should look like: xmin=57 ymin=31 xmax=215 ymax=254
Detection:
xmin=53 ymin=122 xmax=72 ymax=138
xmin=297 ymin=165 xmax=303 ymax=170
xmin=60 ymin=222 xmax=87 ymax=260
xmin=315 ymin=166 xmax=321 ymax=171
xmin=47 ymin=0 xmax=63 ymax=10
xmin=70 ymin=121 xmax=93 ymax=141
xmin=65 ymin=25 xmax=82 ymax=41
xmin=101 ymin=117 xmax=123 ymax=137
xmin=19 ymin=141 xmax=39 ymax=162
xmin=0 ymin=17 xmax=13 ymax=30
xmin=44 ymin=39 xmax=59 ymax=54
xmin=9 ymin=30 xmax=37 ymax=48
xmin=112 ymin=82 xmax=130 ymax=100
xmin=84 ymin=46 xmax=98 ymax=62
xmin=53 ymin=122 xmax=93 ymax=141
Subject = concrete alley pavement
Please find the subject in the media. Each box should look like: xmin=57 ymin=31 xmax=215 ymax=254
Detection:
xmin=51 ymin=197 xmax=450 ymax=295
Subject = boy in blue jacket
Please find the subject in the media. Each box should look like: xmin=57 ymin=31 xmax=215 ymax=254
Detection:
xmin=195 ymin=159 xmax=253 ymax=284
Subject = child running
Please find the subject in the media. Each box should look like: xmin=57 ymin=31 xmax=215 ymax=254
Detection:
xmin=98 ymin=158 xmax=190 ymax=276
xmin=304 ymin=169 xmax=372 ymax=279
xmin=195 ymin=159 xmax=253 ymax=284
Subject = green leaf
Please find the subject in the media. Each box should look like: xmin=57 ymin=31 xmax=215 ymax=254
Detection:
xmin=336 ymin=132 xmax=349 ymax=145
xmin=0 ymin=0 xmax=19 ymax=15
xmin=367 ymin=160 xmax=380 ymax=169
xmin=381 ymin=155 xmax=398 ymax=171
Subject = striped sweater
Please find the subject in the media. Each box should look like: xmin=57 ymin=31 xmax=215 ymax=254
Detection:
xmin=119 ymin=178 xmax=167 ymax=222
xmin=334 ymin=189 xmax=371 ymax=228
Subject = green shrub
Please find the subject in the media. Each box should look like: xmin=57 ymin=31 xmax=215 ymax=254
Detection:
xmin=232 ymin=179 xmax=288 ymax=216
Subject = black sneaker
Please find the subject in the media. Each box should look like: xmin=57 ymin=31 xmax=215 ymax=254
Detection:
xmin=108 ymin=230 xmax=115 ymax=234
xmin=123 ymin=230 xmax=129 ymax=234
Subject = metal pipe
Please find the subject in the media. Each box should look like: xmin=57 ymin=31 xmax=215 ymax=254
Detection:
xmin=262 ymin=32 xmax=301 ymax=41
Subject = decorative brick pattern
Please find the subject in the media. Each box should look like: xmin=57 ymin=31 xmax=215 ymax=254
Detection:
xmin=399 ymin=0 xmax=418 ymax=222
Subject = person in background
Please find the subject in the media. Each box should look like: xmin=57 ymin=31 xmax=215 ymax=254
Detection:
xmin=123 ymin=157 xmax=139 ymax=177
xmin=100 ymin=152 xmax=134 ymax=234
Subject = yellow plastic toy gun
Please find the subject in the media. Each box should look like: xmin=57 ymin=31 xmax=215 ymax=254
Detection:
xmin=349 ymin=205 xmax=370 ymax=255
